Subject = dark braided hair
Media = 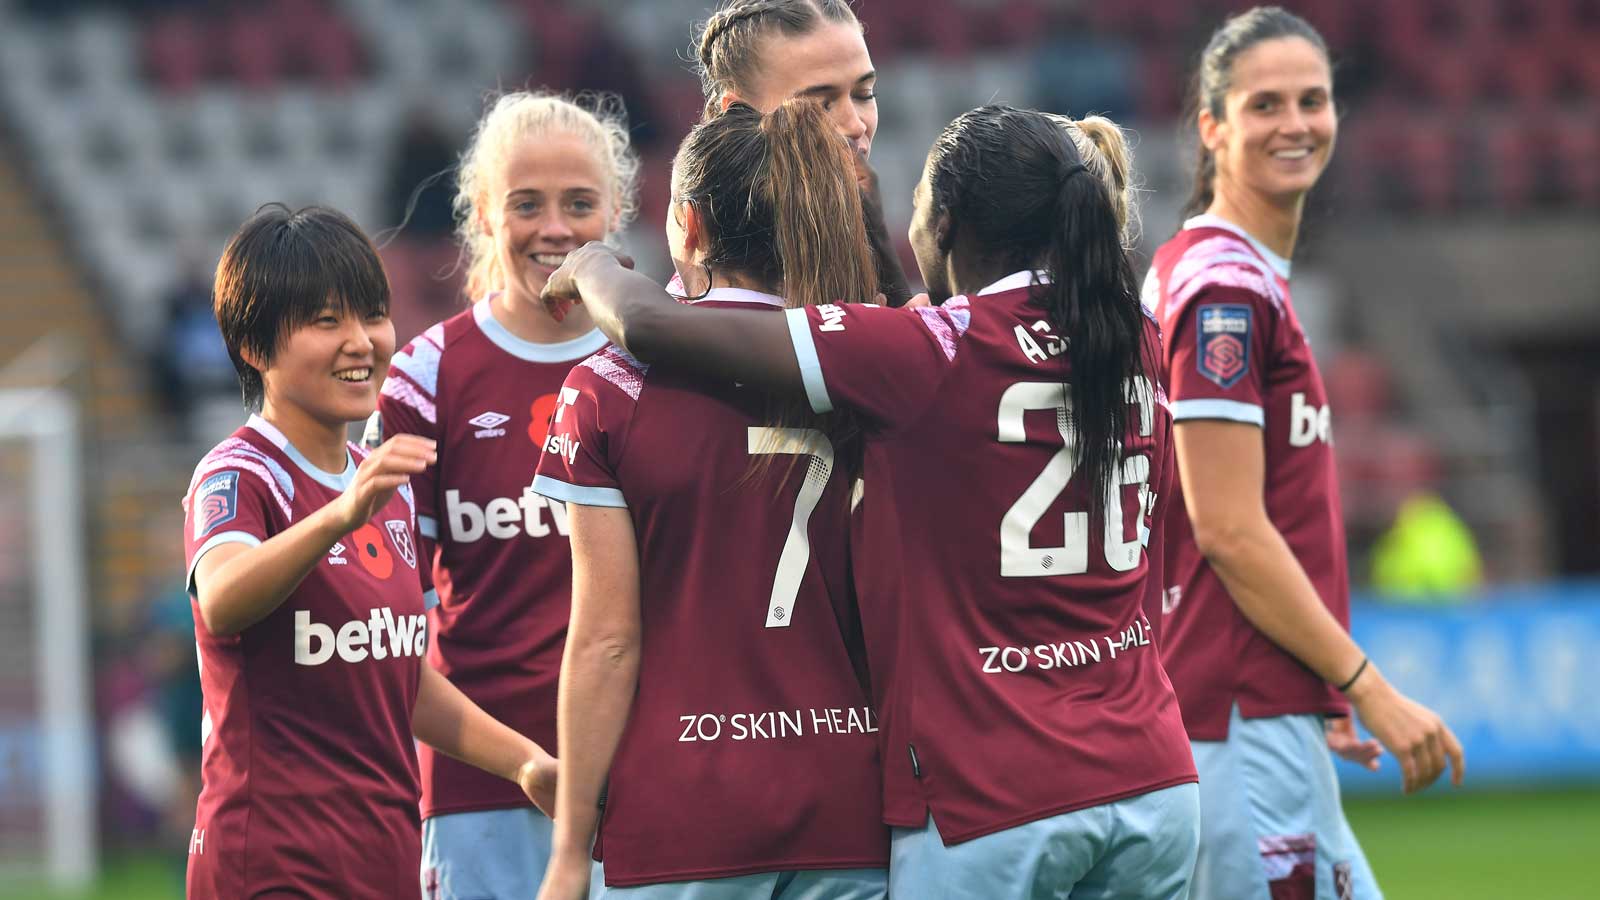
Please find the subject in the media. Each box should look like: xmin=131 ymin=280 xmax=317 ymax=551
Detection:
xmin=926 ymin=106 xmax=1150 ymax=520
xmin=692 ymin=0 xmax=860 ymax=118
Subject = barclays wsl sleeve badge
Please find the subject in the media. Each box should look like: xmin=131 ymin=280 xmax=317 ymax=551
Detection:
xmin=1197 ymin=304 xmax=1251 ymax=389
xmin=194 ymin=471 xmax=240 ymax=539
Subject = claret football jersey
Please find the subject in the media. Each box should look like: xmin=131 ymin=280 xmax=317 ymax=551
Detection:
xmin=784 ymin=271 xmax=1196 ymax=845
xmin=1143 ymin=214 xmax=1350 ymax=740
xmin=534 ymin=287 xmax=888 ymax=887
xmin=181 ymin=415 xmax=425 ymax=899
xmin=377 ymin=297 xmax=608 ymax=819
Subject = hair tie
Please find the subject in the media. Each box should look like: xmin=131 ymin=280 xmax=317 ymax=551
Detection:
xmin=1061 ymin=162 xmax=1088 ymax=182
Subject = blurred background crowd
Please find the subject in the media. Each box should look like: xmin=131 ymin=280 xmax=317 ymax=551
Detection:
xmin=0 ymin=0 xmax=1595 ymax=896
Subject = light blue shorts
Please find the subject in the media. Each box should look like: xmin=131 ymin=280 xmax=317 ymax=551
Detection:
xmin=591 ymin=866 xmax=886 ymax=899
xmin=888 ymin=782 xmax=1200 ymax=899
xmin=1189 ymin=705 xmax=1381 ymax=900
xmin=420 ymin=807 xmax=551 ymax=900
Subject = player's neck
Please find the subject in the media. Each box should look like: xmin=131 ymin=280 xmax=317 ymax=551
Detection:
xmin=258 ymin=400 xmax=349 ymax=473
xmin=708 ymin=270 xmax=775 ymax=295
xmin=1207 ymin=189 xmax=1303 ymax=261
xmin=491 ymin=289 xmax=596 ymax=344
xmin=947 ymin=250 xmax=1026 ymax=299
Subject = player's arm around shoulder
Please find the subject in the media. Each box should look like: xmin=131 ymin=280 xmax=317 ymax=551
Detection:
xmin=192 ymin=436 xmax=435 ymax=636
xmin=540 ymin=503 xmax=641 ymax=900
xmin=542 ymin=242 xmax=805 ymax=395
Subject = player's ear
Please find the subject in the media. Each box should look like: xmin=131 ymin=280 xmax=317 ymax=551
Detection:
xmin=1198 ymin=107 xmax=1224 ymax=155
xmin=475 ymin=195 xmax=493 ymax=237
xmin=681 ymin=201 xmax=710 ymax=257
xmin=607 ymin=199 xmax=623 ymax=237
xmin=237 ymin=344 xmax=266 ymax=373
xmin=719 ymin=91 xmax=740 ymax=113
xmin=934 ymin=210 xmax=955 ymax=254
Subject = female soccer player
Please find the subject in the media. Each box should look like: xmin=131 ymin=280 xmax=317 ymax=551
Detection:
xmin=184 ymin=204 xmax=552 ymax=899
xmin=688 ymin=0 xmax=911 ymax=305
xmin=374 ymin=91 xmax=638 ymax=900
xmin=533 ymin=99 xmax=888 ymax=900
xmin=542 ymin=105 xmax=1200 ymax=899
xmin=1143 ymin=7 xmax=1463 ymax=899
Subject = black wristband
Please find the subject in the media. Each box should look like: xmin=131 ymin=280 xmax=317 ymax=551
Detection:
xmin=1336 ymin=657 xmax=1370 ymax=693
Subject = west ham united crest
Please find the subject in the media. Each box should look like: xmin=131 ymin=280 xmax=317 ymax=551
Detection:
xmin=1197 ymin=303 xmax=1252 ymax=389
xmin=386 ymin=519 xmax=418 ymax=569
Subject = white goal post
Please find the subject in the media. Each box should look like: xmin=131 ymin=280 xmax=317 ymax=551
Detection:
xmin=0 ymin=387 xmax=96 ymax=888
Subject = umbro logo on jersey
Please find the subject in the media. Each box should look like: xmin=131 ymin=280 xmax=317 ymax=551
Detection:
xmin=328 ymin=542 xmax=349 ymax=566
xmin=469 ymin=411 xmax=510 ymax=439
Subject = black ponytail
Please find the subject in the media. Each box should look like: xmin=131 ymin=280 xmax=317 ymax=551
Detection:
xmin=927 ymin=105 xmax=1147 ymax=518
xmin=1050 ymin=165 xmax=1146 ymax=520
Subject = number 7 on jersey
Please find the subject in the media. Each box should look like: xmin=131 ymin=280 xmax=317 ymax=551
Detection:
xmin=747 ymin=427 xmax=835 ymax=628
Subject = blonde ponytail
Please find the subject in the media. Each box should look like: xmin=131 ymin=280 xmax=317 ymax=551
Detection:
xmin=1064 ymin=115 xmax=1139 ymax=248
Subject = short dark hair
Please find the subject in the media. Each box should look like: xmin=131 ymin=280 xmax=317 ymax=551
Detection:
xmin=213 ymin=204 xmax=389 ymax=411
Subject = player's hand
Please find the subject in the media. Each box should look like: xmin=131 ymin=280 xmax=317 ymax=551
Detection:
xmin=543 ymin=241 xmax=634 ymax=323
xmin=516 ymin=748 xmax=557 ymax=818
xmin=1347 ymin=668 xmax=1464 ymax=793
xmin=1325 ymin=716 xmax=1382 ymax=771
xmin=335 ymin=435 xmax=435 ymax=530
xmin=536 ymin=854 xmax=591 ymax=900
xmin=903 ymin=292 xmax=932 ymax=309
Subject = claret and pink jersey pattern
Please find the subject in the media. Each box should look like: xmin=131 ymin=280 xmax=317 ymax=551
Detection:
xmin=784 ymin=271 xmax=1196 ymax=845
xmin=534 ymin=288 xmax=887 ymax=887
xmin=1143 ymin=214 xmax=1351 ymax=740
xmin=377 ymin=298 xmax=608 ymax=819
xmin=181 ymin=416 xmax=425 ymax=899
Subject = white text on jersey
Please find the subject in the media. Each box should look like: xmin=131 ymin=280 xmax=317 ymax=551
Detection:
xmin=445 ymin=482 xmax=570 ymax=542
xmin=1289 ymin=392 xmax=1332 ymax=447
xmin=294 ymin=607 xmax=426 ymax=665
xmin=978 ymin=615 xmax=1155 ymax=674
xmin=817 ymin=304 xmax=847 ymax=332
xmin=677 ymin=706 xmax=878 ymax=743
xmin=1015 ymin=319 xmax=1066 ymax=364
xmin=543 ymin=432 xmax=580 ymax=466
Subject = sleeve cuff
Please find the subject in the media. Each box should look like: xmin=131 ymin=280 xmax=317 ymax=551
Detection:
xmin=422 ymin=588 xmax=440 ymax=611
xmin=532 ymin=474 xmax=627 ymax=509
xmin=1170 ymin=398 xmax=1264 ymax=426
xmin=785 ymin=307 xmax=834 ymax=414
xmin=186 ymin=531 xmax=263 ymax=594
xmin=417 ymin=515 xmax=438 ymax=540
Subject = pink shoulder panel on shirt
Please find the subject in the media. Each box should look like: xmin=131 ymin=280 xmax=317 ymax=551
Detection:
xmin=578 ymin=346 xmax=649 ymax=401
xmin=1167 ymin=235 xmax=1284 ymax=313
xmin=185 ymin=438 xmax=294 ymax=520
xmin=913 ymin=297 xmax=973 ymax=362
xmin=382 ymin=322 xmax=447 ymax=425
